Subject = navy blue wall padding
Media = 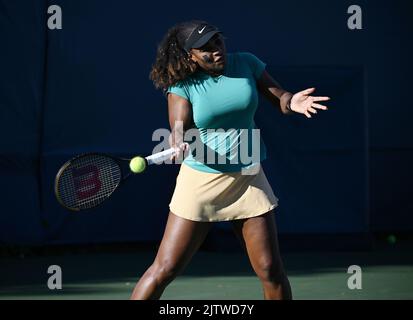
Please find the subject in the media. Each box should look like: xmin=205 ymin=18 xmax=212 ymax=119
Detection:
xmin=0 ymin=0 xmax=47 ymax=244
xmin=1 ymin=0 xmax=412 ymax=245
xmin=258 ymin=66 xmax=368 ymax=233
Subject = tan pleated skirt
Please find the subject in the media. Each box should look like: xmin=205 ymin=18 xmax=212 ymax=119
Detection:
xmin=169 ymin=162 xmax=279 ymax=222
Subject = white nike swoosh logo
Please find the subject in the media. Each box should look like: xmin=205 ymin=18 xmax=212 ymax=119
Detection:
xmin=198 ymin=26 xmax=206 ymax=34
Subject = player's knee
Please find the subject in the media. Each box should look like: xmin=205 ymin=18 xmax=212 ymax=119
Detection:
xmin=255 ymin=259 xmax=285 ymax=283
xmin=151 ymin=260 xmax=181 ymax=284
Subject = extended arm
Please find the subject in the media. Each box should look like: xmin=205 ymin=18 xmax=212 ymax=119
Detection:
xmin=257 ymin=70 xmax=330 ymax=118
xmin=257 ymin=70 xmax=294 ymax=114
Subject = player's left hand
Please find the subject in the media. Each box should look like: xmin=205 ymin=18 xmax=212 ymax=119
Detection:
xmin=290 ymin=88 xmax=330 ymax=118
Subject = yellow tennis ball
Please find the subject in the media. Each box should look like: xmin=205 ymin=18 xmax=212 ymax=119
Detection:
xmin=129 ymin=157 xmax=146 ymax=173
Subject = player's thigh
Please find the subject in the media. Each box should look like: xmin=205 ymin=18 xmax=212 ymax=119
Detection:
xmin=154 ymin=212 xmax=212 ymax=272
xmin=231 ymin=211 xmax=285 ymax=277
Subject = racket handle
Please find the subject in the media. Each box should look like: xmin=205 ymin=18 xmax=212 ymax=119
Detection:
xmin=145 ymin=147 xmax=177 ymax=165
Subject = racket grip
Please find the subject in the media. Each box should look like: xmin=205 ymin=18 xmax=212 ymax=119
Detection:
xmin=145 ymin=147 xmax=177 ymax=165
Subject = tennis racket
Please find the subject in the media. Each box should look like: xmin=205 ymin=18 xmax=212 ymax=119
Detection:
xmin=54 ymin=147 xmax=177 ymax=212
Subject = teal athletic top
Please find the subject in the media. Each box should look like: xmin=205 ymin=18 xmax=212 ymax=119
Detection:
xmin=167 ymin=52 xmax=268 ymax=173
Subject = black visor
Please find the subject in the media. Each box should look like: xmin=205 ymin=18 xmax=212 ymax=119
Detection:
xmin=184 ymin=23 xmax=221 ymax=52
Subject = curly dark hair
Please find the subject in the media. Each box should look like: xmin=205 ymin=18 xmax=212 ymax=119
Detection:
xmin=150 ymin=20 xmax=207 ymax=91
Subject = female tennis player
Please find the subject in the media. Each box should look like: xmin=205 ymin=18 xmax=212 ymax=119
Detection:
xmin=130 ymin=21 xmax=330 ymax=300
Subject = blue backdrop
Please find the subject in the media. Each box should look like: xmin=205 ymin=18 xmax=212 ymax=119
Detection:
xmin=1 ymin=0 xmax=412 ymax=245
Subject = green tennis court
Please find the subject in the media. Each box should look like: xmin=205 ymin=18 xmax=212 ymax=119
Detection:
xmin=1 ymin=241 xmax=412 ymax=300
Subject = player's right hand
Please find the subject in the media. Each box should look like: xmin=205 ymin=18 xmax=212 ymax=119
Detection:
xmin=170 ymin=142 xmax=189 ymax=162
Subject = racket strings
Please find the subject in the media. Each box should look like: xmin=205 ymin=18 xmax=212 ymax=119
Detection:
xmin=57 ymin=155 xmax=122 ymax=210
